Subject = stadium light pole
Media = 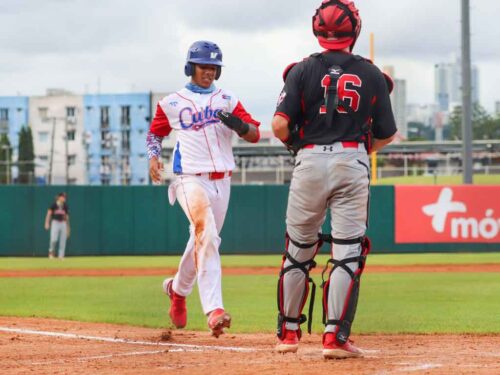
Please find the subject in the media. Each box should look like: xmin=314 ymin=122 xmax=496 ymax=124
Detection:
xmin=369 ymin=32 xmax=378 ymax=184
xmin=461 ymin=0 xmax=473 ymax=184
xmin=46 ymin=115 xmax=70 ymax=185
xmin=48 ymin=117 xmax=56 ymax=185
xmin=1 ymin=144 xmax=11 ymax=184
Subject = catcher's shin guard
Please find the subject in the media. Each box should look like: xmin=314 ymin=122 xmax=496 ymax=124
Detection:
xmin=276 ymin=234 xmax=322 ymax=339
xmin=321 ymin=236 xmax=371 ymax=345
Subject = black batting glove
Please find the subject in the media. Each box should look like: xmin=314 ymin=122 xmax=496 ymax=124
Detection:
xmin=216 ymin=111 xmax=250 ymax=136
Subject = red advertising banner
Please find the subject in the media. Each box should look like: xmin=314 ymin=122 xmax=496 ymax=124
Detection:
xmin=395 ymin=185 xmax=500 ymax=243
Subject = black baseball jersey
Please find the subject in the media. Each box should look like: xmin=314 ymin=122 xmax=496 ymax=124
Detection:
xmin=49 ymin=202 xmax=69 ymax=222
xmin=275 ymin=51 xmax=397 ymax=149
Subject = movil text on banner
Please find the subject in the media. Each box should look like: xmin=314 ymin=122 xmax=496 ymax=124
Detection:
xmin=395 ymin=186 xmax=500 ymax=243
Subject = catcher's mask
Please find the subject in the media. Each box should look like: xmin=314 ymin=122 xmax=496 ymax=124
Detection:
xmin=312 ymin=0 xmax=362 ymax=52
xmin=184 ymin=40 xmax=223 ymax=80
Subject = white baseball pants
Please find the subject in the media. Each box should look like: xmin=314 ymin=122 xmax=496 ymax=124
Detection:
xmin=168 ymin=174 xmax=231 ymax=314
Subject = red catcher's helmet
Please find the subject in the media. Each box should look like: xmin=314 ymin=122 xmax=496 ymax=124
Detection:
xmin=312 ymin=0 xmax=362 ymax=51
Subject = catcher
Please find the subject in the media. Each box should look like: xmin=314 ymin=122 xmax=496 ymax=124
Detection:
xmin=272 ymin=0 xmax=397 ymax=358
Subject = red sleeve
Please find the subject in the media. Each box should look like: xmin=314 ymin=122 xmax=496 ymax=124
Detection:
xmin=149 ymin=103 xmax=172 ymax=137
xmin=231 ymin=101 xmax=260 ymax=127
xmin=231 ymin=101 xmax=260 ymax=143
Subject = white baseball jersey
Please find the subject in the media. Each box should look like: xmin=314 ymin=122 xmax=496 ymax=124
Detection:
xmin=150 ymin=88 xmax=260 ymax=174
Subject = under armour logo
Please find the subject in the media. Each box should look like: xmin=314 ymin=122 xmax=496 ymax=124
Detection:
xmin=422 ymin=188 xmax=466 ymax=232
xmin=210 ymin=52 xmax=218 ymax=59
xmin=323 ymin=146 xmax=334 ymax=151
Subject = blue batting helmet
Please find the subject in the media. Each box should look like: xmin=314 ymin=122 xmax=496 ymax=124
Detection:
xmin=184 ymin=40 xmax=223 ymax=79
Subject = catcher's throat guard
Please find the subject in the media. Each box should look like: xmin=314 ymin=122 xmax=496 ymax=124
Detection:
xmin=320 ymin=235 xmax=371 ymax=345
xmin=324 ymin=65 xmax=343 ymax=128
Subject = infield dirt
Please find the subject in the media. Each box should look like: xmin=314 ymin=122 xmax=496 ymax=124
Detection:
xmin=1 ymin=316 xmax=499 ymax=375
xmin=0 ymin=263 xmax=498 ymax=277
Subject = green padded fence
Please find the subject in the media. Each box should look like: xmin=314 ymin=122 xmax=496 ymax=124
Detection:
xmin=0 ymin=185 xmax=497 ymax=256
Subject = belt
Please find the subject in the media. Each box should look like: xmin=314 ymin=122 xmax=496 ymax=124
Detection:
xmin=195 ymin=171 xmax=233 ymax=180
xmin=299 ymin=142 xmax=366 ymax=154
xmin=303 ymin=141 xmax=361 ymax=149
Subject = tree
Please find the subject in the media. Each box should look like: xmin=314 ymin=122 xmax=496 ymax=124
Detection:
xmin=18 ymin=126 xmax=35 ymax=184
xmin=0 ymin=133 xmax=12 ymax=184
xmin=449 ymin=103 xmax=500 ymax=140
xmin=407 ymin=121 xmax=435 ymax=141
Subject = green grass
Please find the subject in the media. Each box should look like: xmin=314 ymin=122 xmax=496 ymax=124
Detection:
xmin=376 ymin=174 xmax=500 ymax=185
xmin=1 ymin=253 xmax=500 ymax=270
xmin=0 ymin=273 xmax=498 ymax=334
xmin=1 ymin=254 xmax=498 ymax=334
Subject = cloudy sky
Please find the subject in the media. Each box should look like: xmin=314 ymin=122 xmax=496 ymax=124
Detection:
xmin=1 ymin=0 xmax=499 ymax=128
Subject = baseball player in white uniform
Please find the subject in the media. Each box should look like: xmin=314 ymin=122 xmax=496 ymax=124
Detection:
xmin=147 ymin=40 xmax=260 ymax=337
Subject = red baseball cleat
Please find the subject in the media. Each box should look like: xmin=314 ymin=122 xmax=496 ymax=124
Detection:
xmin=162 ymin=278 xmax=187 ymax=329
xmin=207 ymin=308 xmax=231 ymax=338
xmin=275 ymin=329 xmax=299 ymax=353
xmin=322 ymin=332 xmax=364 ymax=359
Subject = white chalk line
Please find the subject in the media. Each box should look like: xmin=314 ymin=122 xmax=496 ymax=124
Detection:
xmin=400 ymin=363 xmax=442 ymax=372
xmin=0 ymin=326 xmax=259 ymax=353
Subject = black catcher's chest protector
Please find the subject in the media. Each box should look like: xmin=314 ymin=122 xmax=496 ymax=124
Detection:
xmin=310 ymin=52 xmax=371 ymax=144
xmin=280 ymin=52 xmax=373 ymax=153
xmin=277 ymin=50 xmax=397 ymax=154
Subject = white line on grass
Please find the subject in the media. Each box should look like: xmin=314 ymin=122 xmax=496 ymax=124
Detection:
xmin=0 ymin=326 xmax=259 ymax=353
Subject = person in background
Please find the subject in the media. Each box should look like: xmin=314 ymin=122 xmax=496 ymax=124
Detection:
xmin=44 ymin=192 xmax=70 ymax=259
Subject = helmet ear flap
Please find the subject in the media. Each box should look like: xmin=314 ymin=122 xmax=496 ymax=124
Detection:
xmin=184 ymin=62 xmax=194 ymax=77
xmin=215 ymin=66 xmax=221 ymax=80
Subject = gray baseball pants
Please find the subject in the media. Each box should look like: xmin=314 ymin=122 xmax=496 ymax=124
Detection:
xmin=49 ymin=221 xmax=67 ymax=258
xmin=281 ymin=143 xmax=370 ymax=333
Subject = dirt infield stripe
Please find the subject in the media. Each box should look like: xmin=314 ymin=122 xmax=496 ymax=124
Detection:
xmin=31 ymin=349 xmax=176 ymax=365
xmin=0 ymin=326 xmax=259 ymax=353
xmin=0 ymin=264 xmax=499 ymax=277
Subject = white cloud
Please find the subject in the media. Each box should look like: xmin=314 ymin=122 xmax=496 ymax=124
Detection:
xmin=0 ymin=0 xmax=499 ymax=120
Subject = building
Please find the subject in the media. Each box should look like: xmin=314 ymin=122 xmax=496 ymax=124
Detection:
xmin=29 ymin=90 xmax=86 ymax=185
xmin=393 ymin=79 xmax=407 ymax=139
xmin=0 ymin=96 xmax=29 ymax=182
xmin=383 ymin=66 xmax=407 ymax=139
xmin=434 ymin=57 xmax=479 ymax=112
xmin=495 ymin=101 xmax=500 ymax=115
xmin=406 ymin=103 xmax=438 ymax=127
xmin=83 ymin=93 xmax=151 ymax=185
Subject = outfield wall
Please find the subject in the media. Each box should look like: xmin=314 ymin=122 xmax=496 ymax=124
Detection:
xmin=0 ymin=185 xmax=498 ymax=256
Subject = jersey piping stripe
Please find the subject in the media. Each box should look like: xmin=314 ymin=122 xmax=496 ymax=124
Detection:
xmin=275 ymin=112 xmax=291 ymax=123
xmin=213 ymin=115 xmax=223 ymax=157
xmin=209 ymin=90 xmax=223 ymax=158
xmin=202 ymin=127 xmax=217 ymax=171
